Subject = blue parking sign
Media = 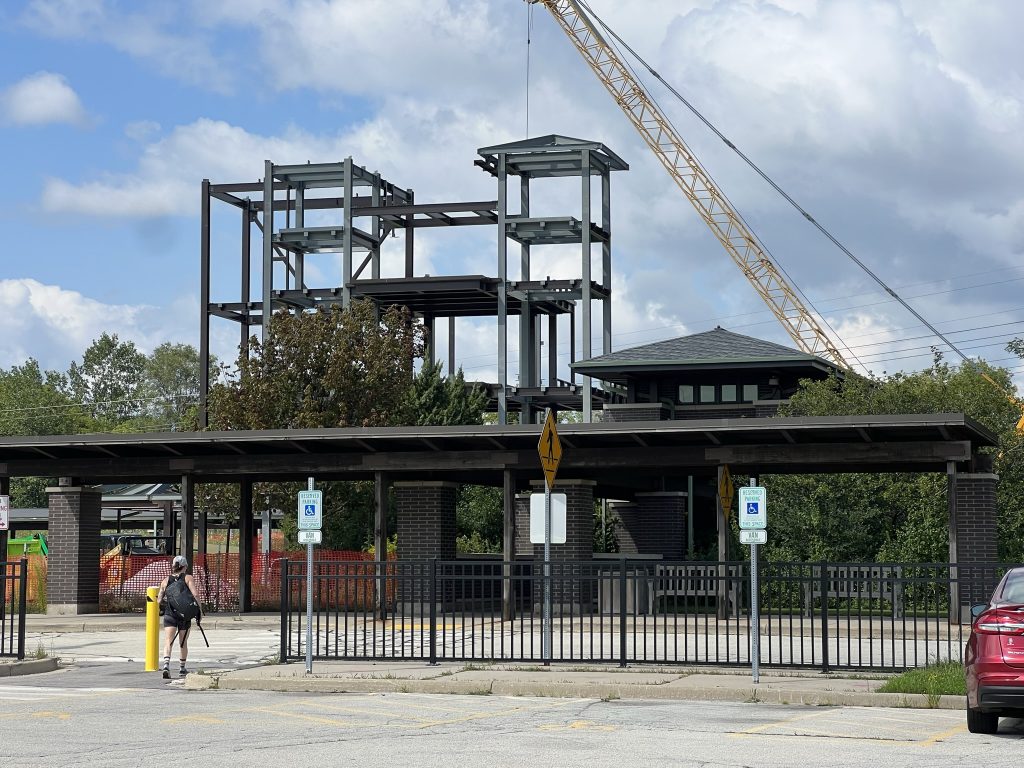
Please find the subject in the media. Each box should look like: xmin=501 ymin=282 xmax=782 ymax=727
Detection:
xmin=297 ymin=490 xmax=322 ymax=530
xmin=738 ymin=487 xmax=767 ymax=530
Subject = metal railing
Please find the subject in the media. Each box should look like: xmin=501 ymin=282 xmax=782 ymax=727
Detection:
xmin=1 ymin=558 xmax=28 ymax=660
xmin=280 ymin=558 xmax=1020 ymax=672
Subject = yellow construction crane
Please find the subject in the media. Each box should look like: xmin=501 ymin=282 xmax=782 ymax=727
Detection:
xmin=532 ymin=0 xmax=1024 ymax=431
xmin=529 ymin=0 xmax=850 ymax=369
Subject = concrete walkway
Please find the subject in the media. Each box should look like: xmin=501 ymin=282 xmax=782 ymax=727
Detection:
xmin=2 ymin=612 xmax=967 ymax=711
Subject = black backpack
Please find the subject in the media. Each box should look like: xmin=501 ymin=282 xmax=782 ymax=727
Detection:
xmin=165 ymin=575 xmax=201 ymax=622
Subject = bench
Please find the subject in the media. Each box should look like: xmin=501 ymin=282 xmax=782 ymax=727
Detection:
xmin=653 ymin=564 xmax=741 ymax=615
xmin=803 ymin=565 xmax=904 ymax=618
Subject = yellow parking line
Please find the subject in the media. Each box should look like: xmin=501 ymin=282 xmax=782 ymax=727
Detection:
xmin=733 ymin=709 xmax=835 ymax=737
xmin=917 ymin=723 xmax=967 ymax=746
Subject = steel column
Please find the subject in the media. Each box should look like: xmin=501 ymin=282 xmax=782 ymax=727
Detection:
xmin=497 ymin=155 xmax=508 ymax=424
xmin=239 ymin=480 xmax=253 ymax=612
xmin=581 ymin=149 xmax=592 ymax=422
xmin=374 ymin=471 xmax=389 ymax=620
xmin=180 ymin=474 xmax=195 ymax=568
xmin=199 ymin=179 xmax=211 ymax=428
xmin=262 ymin=160 xmax=274 ymax=336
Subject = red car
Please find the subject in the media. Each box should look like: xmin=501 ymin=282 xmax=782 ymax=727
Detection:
xmin=965 ymin=566 xmax=1024 ymax=734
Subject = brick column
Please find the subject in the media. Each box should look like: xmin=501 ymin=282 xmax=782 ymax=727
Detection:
xmin=394 ymin=481 xmax=458 ymax=610
xmin=46 ymin=482 xmax=102 ymax=614
xmin=528 ymin=480 xmax=595 ymax=610
xmin=514 ymin=493 xmax=532 ymax=556
xmin=612 ymin=493 xmax=687 ymax=559
xmin=635 ymin=492 xmax=687 ymax=559
xmin=609 ymin=501 xmax=639 ymax=554
xmin=953 ymin=472 xmax=999 ymax=612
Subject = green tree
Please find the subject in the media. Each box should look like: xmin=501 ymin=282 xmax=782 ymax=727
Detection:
xmin=209 ymin=301 xmax=423 ymax=430
xmin=0 ymin=359 xmax=91 ymax=436
xmin=769 ymin=357 xmax=1022 ymax=563
xmin=66 ymin=333 xmax=147 ymax=425
xmin=405 ymin=360 xmax=488 ymax=426
xmin=144 ymin=342 xmax=209 ymax=430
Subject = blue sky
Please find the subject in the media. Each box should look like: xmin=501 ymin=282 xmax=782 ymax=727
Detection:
xmin=2 ymin=0 xmax=1024 ymax=391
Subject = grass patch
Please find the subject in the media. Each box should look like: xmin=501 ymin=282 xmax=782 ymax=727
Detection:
xmin=876 ymin=662 xmax=965 ymax=697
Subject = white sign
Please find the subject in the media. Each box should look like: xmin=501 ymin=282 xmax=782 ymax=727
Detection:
xmin=739 ymin=529 xmax=767 ymax=545
xmin=297 ymin=530 xmax=322 ymax=545
xmin=297 ymin=490 xmax=322 ymax=531
xmin=530 ymin=492 xmax=566 ymax=544
xmin=0 ymin=495 xmax=8 ymax=531
xmin=738 ymin=486 xmax=767 ymax=530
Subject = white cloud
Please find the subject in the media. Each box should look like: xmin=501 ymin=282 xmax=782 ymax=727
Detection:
xmin=22 ymin=0 xmax=232 ymax=93
xmin=0 ymin=279 xmax=208 ymax=372
xmin=1 ymin=71 xmax=88 ymax=126
xmin=17 ymin=0 xmax=1024 ymax=386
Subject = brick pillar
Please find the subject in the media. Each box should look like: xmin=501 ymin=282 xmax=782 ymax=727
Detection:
xmin=514 ymin=493 xmax=532 ymax=556
xmin=633 ymin=492 xmax=687 ymax=559
xmin=46 ymin=481 xmax=102 ymax=615
xmin=394 ymin=481 xmax=458 ymax=609
xmin=609 ymin=501 xmax=639 ymax=554
xmin=953 ymin=472 xmax=999 ymax=612
xmin=528 ymin=480 xmax=595 ymax=610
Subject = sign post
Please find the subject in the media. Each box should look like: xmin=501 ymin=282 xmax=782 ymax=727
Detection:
xmin=738 ymin=482 xmax=767 ymax=684
xmin=0 ymin=495 xmax=8 ymax=531
xmin=297 ymin=478 xmax=322 ymax=674
xmin=538 ymin=409 xmax=562 ymax=666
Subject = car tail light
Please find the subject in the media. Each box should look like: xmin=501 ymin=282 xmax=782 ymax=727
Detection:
xmin=975 ymin=608 xmax=1024 ymax=635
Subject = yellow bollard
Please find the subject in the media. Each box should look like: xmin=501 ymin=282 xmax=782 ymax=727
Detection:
xmin=145 ymin=586 xmax=160 ymax=671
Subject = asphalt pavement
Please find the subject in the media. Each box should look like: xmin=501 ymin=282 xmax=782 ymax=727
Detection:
xmin=1 ymin=611 xmax=968 ymax=710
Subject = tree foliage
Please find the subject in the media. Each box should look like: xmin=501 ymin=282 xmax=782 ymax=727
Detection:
xmin=766 ymin=357 xmax=1024 ymax=563
xmin=209 ymin=301 xmax=423 ymax=430
xmin=405 ymin=360 xmax=488 ymax=426
xmin=0 ymin=359 xmax=88 ymax=436
xmin=65 ymin=332 xmax=147 ymax=425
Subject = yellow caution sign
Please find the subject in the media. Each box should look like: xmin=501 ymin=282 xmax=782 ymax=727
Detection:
xmin=538 ymin=409 xmax=563 ymax=490
xmin=718 ymin=464 xmax=734 ymax=520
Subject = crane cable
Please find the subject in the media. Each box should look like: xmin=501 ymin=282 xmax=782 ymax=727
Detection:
xmin=575 ymin=0 xmax=979 ymax=376
xmin=570 ymin=1 xmax=865 ymax=372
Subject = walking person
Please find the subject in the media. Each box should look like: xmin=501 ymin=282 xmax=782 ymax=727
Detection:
xmin=156 ymin=555 xmax=201 ymax=679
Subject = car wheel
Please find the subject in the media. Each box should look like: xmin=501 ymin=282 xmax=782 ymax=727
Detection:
xmin=967 ymin=705 xmax=999 ymax=734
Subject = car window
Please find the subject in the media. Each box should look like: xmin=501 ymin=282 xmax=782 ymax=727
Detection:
xmin=1001 ymin=574 xmax=1024 ymax=604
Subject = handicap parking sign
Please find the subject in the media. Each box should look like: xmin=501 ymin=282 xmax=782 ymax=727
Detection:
xmin=297 ymin=490 xmax=322 ymax=530
xmin=738 ymin=487 xmax=767 ymax=530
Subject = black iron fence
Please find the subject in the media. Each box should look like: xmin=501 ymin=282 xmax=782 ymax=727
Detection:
xmin=280 ymin=558 xmax=1021 ymax=672
xmin=1 ymin=558 xmax=28 ymax=660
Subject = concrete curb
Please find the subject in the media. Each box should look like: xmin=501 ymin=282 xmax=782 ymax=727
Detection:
xmin=184 ymin=671 xmax=967 ymax=710
xmin=0 ymin=658 xmax=59 ymax=677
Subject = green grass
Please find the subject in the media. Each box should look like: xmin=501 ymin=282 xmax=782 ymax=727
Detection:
xmin=876 ymin=661 xmax=966 ymax=696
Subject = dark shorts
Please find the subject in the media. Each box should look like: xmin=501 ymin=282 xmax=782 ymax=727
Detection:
xmin=162 ymin=614 xmax=192 ymax=631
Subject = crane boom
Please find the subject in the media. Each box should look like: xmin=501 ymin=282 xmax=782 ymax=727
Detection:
xmin=532 ymin=0 xmax=851 ymax=369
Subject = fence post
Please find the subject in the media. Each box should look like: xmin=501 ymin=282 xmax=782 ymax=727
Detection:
xmin=279 ymin=559 xmax=288 ymax=664
xmin=17 ymin=558 xmax=27 ymax=661
xmin=819 ymin=561 xmax=830 ymax=674
xmin=619 ymin=557 xmax=627 ymax=668
xmin=429 ymin=558 xmax=438 ymax=666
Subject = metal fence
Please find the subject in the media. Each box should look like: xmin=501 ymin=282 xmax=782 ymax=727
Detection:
xmin=280 ymin=558 xmax=1022 ymax=672
xmin=1 ymin=558 xmax=28 ymax=660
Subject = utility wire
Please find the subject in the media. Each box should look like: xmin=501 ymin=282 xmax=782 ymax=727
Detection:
xmin=577 ymin=0 xmax=977 ymax=370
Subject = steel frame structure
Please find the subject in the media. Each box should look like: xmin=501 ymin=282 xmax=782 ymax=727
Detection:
xmin=198 ymin=137 xmax=627 ymax=426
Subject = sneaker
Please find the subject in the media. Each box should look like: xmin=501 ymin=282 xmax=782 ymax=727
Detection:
xmin=178 ymin=667 xmax=189 ymax=677
xmin=162 ymin=668 xmax=170 ymax=680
